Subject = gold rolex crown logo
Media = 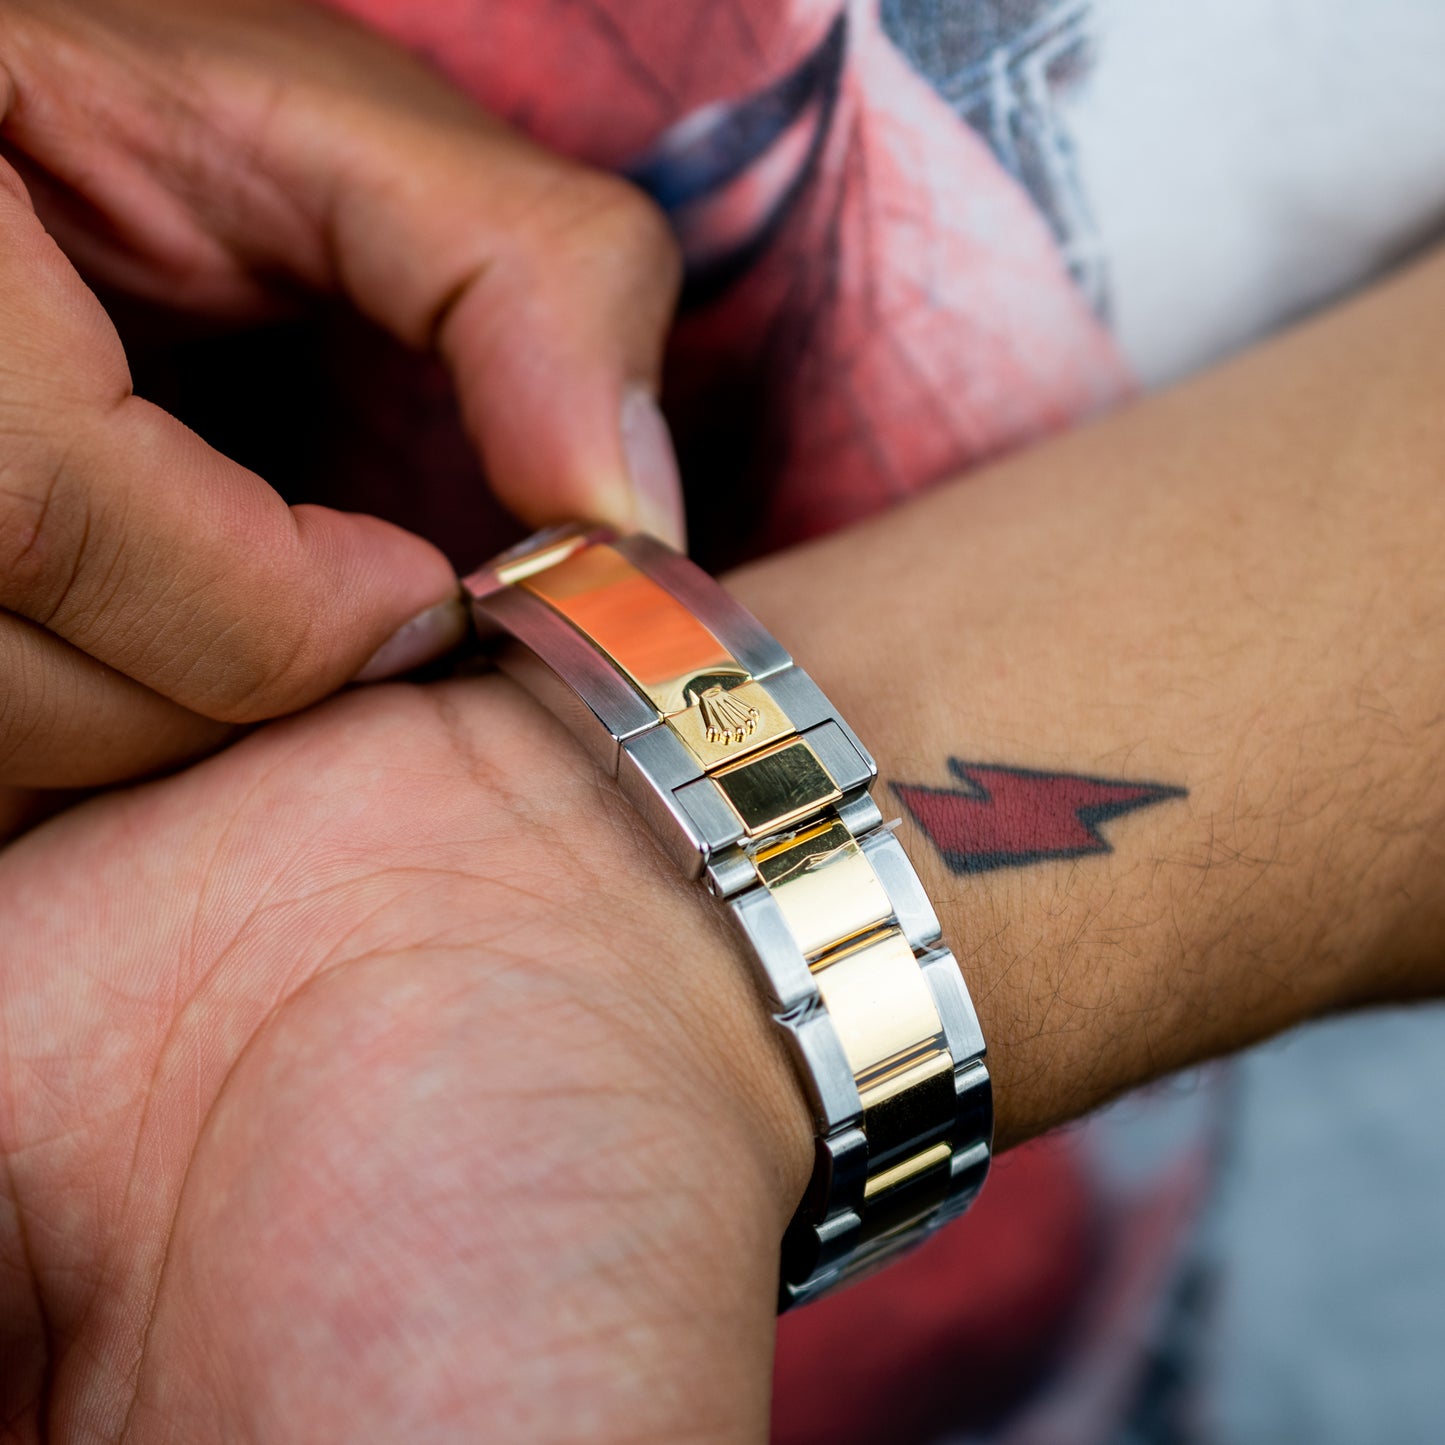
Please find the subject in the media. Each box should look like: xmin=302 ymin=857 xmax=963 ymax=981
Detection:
xmin=699 ymin=685 xmax=760 ymax=746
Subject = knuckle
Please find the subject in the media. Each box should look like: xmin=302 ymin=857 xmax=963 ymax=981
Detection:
xmin=0 ymin=427 xmax=92 ymax=618
xmin=81 ymin=399 xmax=305 ymax=721
xmin=0 ymin=158 xmax=29 ymax=210
xmin=188 ymin=606 xmax=323 ymax=724
xmin=0 ymin=391 xmax=323 ymax=725
xmin=538 ymin=169 xmax=682 ymax=287
xmin=0 ymin=631 xmax=58 ymax=780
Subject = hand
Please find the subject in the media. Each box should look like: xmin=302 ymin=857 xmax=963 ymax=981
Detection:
xmin=0 ymin=0 xmax=682 ymax=789
xmin=0 ymin=676 xmax=811 ymax=1442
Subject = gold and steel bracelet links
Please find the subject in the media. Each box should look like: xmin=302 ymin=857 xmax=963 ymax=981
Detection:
xmin=464 ymin=526 xmax=992 ymax=1308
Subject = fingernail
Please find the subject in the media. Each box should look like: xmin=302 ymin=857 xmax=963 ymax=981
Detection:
xmin=621 ymin=387 xmax=687 ymax=551
xmin=354 ymin=595 xmax=469 ymax=683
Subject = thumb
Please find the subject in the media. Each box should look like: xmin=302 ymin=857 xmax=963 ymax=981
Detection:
xmin=0 ymin=154 xmax=465 ymax=775
xmin=307 ymin=101 xmax=690 ymax=549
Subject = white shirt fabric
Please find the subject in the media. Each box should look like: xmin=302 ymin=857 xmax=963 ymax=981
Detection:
xmin=1073 ymin=0 xmax=1445 ymax=384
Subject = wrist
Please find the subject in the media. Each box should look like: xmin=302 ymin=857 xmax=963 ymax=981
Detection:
xmin=722 ymin=526 xmax=1420 ymax=1150
xmin=468 ymin=528 xmax=993 ymax=1300
xmin=586 ymin=771 xmax=816 ymax=1227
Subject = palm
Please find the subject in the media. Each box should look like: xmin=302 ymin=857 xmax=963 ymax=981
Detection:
xmin=1 ymin=680 xmax=796 ymax=1443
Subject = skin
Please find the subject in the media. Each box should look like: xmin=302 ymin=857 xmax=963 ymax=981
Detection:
xmin=0 ymin=0 xmax=683 ymax=788
xmin=3 ymin=242 xmax=1445 ymax=1440
xmin=2 ymin=1 xmax=1444 ymax=1440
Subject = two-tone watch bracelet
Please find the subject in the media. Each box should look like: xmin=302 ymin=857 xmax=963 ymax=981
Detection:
xmin=464 ymin=526 xmax=992 ymax=1308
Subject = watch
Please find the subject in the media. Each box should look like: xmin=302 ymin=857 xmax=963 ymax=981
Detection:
xmin=464 ymin=526 xmax=992 ymax=1308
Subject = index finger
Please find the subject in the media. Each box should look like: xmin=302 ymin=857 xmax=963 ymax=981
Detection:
xmin=2 ymin=0 xmax=688 ymax=547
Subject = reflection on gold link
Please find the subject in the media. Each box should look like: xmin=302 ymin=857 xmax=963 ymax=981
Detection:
xmin=714 ymin=738 xmax=842 ymax=837
xmin=521 ymin=545 xmax=735 ymax=715
xmin=863 ymin=1142 xmax=952 ymax=1202
xmin=810 ymin=929 xmax=945 ymax=1080
xmin=492 ymin=531 xmax=592 ymax=586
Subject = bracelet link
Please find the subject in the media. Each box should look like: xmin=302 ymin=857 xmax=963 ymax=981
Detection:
xmin=465 ymin=526 xmax=991 ymax=1308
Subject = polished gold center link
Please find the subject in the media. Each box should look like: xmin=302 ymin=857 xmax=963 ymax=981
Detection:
xmin=858 ymin=1146 xmax=954 ymax=1248
xmin=713 ymin=737 xmax=843 ymax=837
xmin=810 ymin=928 xmax=946 ymax=1081
xmin=753 ymin=818 xmax=893 ymax=959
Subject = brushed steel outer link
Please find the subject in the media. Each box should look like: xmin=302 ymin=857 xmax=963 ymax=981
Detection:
xmin=762 ymin=666 xmax=877 ymax=772
xmin=477 ymin=587 xmax=658 ymax=769
xmin=834 ymin=790 xmax=886 ymax=837
xmin=705 ymin=848 xmax=758 ymax=899
xmin=800 ymin=719 xmax=877 ymax=797
xmin=673 ymin=776 xmax=749 ymax=860
xmin=859 ymin=830 xmax=944 ymax=950
xmin=788 ymin=1202 xmax=865 ymax=1285
xmin=814 ymin=1126 xmax=870 ymax=1219
xmin=949 ymin=1139 xmax=992 ymax=1202
xmin=730 ymin=886 xmax=817 ymax=1013
xmin=776 ymin=1003 xmax=865 ymax=1134
xmin=616 ymin=726 xmax=711 ymax=876
xmin=919 ymin=947 xmax=988 ymax=1065
xmin=950 ymin=1066 xmax=995 ymax=1171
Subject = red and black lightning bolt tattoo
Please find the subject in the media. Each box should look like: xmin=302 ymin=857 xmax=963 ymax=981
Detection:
xmin=893 ymin=761 xmax=1187 ymax=875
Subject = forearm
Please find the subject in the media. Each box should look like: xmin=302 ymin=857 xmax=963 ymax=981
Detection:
xmin=728 ymin=248 xmax=1445 ymax=1150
